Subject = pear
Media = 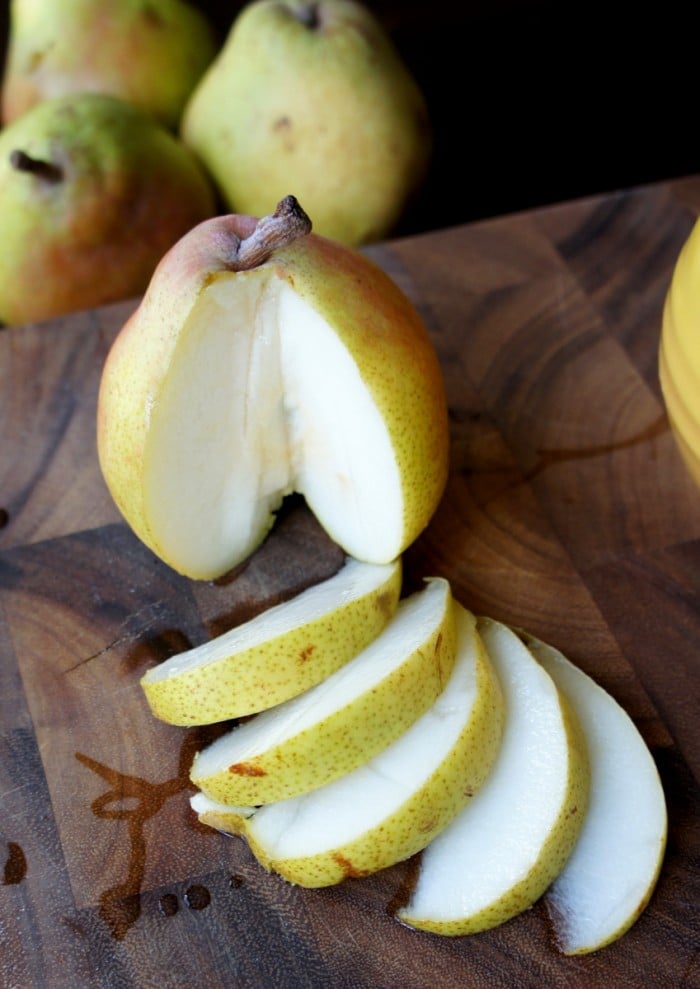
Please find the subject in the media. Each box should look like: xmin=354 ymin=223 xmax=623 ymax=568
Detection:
xmin=523 ymin=633 xmax=668 ymax=954
xmin=180 ymin=0 xmax=432 ymax=246
xmin=141 ymin=556 xmax=402 ymax=725
xmin=397 ymin=615 xmax=590 ymax=936
xmin=190 ymin=576 xmax=458 ymax=804
xmin=189 ymin=605 xmax=505 ymax=888
xmin=0 ymin=92 xmax=216 ymax=326
xmin=1 ymin=0 xmax=218 ymax=130
xmin=97 ymin=197 xmax=449 ymax=580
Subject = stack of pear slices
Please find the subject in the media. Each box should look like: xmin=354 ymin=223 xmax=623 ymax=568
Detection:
xmin=140 ymin=555 xmax=668 ymax=955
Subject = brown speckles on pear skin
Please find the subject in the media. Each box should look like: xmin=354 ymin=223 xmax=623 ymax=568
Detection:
xmin=229 ymin=763 xmax=267 ymax=777
xmin=26 ymin=50 xmax=45 ymax=73
xmin=376 ymin=589 xmax=396 ymax=619
xmin=142 ymin=3 xmax=166 ymax=30
xmin=273 ymin=116 xmax=295 ymax=152
xmin=298 ymin=644 xmax=316 ymax=663
xmin=331 ymin=853 xmax=369 ymax=880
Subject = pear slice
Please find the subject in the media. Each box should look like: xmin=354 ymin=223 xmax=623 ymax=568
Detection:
xmin=397 ymin=614 xmax=590 ymax=936
xmin=141 ymin=556 xmax=401 ymax=725
xmin=191 ymin=576 xmax=458 ymax=804
xmin=522 ymin=633 xmax=668 ymax=954
xmin=190 ymin=605 xmax=505 ymax=888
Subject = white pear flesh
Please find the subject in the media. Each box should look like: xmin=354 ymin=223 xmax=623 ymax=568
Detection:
xmin=140 ymin=556 xmax=401 ymax=725
xmin=97 ymin=214 xmax=449 ymax=580
xmin=190 ymin=605 xmax=505 ymax=887
xmin=191 ymin=576 xmax=458 ymax=804
xmin=397 ymin=614 xmax=590 ymax=936
xmin=523 ymin=633 xmax=668 ymax=955
xmin=143 ymin=279 xmax=405 ymax=573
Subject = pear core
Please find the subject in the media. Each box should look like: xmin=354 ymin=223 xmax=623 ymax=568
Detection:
xmin=144 ymin=271 xmax=404 ymax=578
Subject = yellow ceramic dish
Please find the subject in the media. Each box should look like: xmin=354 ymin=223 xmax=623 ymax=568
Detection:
xmin=659 ymin=217 xmax=700 ymax=486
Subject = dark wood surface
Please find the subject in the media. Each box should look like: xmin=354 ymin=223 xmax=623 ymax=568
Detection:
xmin=2 ymin=176 xmax=700 ymax=988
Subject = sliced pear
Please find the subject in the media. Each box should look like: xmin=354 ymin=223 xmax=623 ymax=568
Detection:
xmin=141 ymin=556 xmax=401 ymax=725
xmin=190 ymin=605 xmax=505 ymax=888
xmin=97 ymin=205 xmax=449 ymax=581
xmin=397 ymin=614 xmax=590 ymax=936
xmin=191 ymin=576 xmax=458 ymax=804
xmin=522 ymin=633 xmax=668 ymax=954
xmin=190 ymin=791 xmax=254 ymax=834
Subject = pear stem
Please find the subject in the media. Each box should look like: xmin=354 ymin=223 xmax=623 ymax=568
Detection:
xmin=9 ymin=149 xmax=63 ymax=183
xmin=233 ymin=196 xmax=312 ymax=270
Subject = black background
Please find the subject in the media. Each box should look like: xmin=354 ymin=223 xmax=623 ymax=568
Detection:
xmin=1 ymin=0 xmax=696 ymax=239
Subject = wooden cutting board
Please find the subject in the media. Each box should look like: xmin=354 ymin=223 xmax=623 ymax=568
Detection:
xmin=2 ymin=176 xmax=700 ymax=989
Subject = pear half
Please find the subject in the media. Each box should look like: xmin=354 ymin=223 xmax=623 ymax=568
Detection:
xmin=190 ymin=605 xmax=504 ymax=887
xmin=523 ymin=633 xmax=668 ymax=955
xmin=141 ymin=556 xmax=401 ymax=725
xmin=191 ymin=576 xmax=457 ymax=804
xmin=397 ymin=614 xmax=590 ymax=936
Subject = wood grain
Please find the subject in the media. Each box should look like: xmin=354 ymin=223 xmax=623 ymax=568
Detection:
xmin=1 ymin=177 xmax=700 ymax=989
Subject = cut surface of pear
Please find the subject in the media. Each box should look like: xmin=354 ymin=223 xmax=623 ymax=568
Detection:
xmin=141 ymin=556 xmax=402 ymax=725
xmin=523 ymin=633 xmax=668 ymax=955
xmin=190 ymin=605 xmax=505 ymax=888
xmin=97 ymin=211 xmax=449 ymax=580
xmin=397 ymin=614 xmax=590 ymax=936
xmin=191 ymin=576 xmax=457 ymax=804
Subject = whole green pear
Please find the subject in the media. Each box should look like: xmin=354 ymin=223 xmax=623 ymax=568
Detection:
xmin=0 ymin=92 xmax=217 ymax=326
xmin=1 ymin=0 xmax=219 ymax=130
xmin=180 ymin=0 xmax=432 ymax=246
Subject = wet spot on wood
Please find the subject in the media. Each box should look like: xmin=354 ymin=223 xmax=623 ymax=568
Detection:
xmin=3 ymin=842 xmax=27 ymax=884
xmin=184 ymin=884 xmax=211 ymax=910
